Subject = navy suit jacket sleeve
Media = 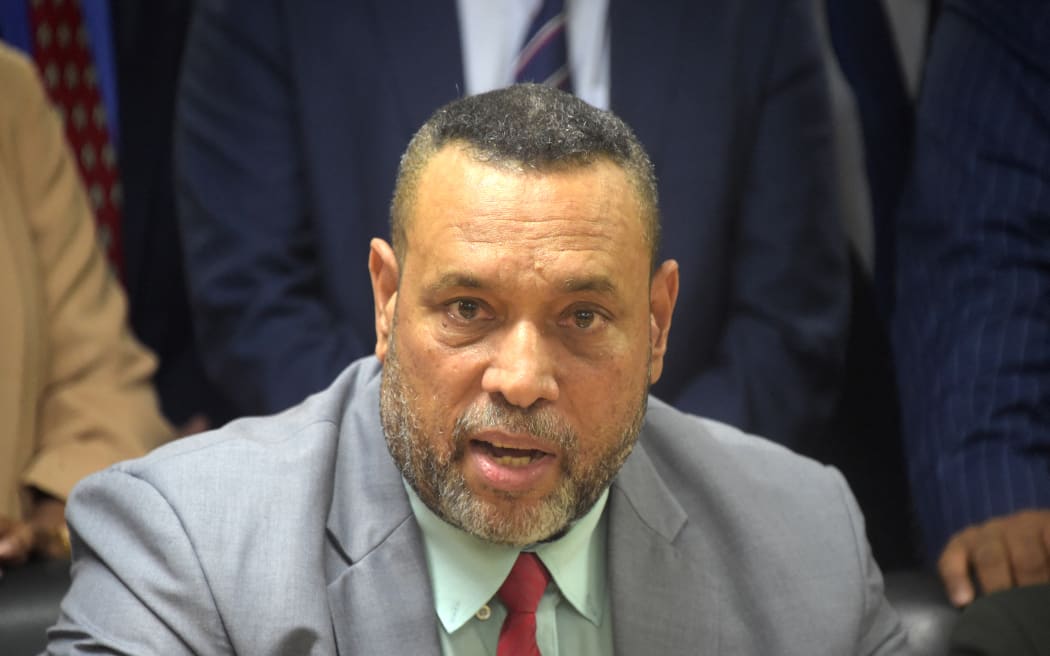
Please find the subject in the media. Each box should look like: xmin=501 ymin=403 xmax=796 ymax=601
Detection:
xmin=892 ymin=0 xmax=1050 ymax=561
xmin=175 ymin=2 xmax=359 ymax=415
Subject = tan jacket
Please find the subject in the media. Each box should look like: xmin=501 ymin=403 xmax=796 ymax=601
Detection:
xmin=0 ymin=43 xmax=172 ymax=520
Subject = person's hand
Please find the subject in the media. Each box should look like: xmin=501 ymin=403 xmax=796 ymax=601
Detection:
xmin=0 ymin=515 xmax=36 ymax=568
xmin=0 ymin=496 xmax=69 ymax=574
xmin=938 ymin=509 xmax=1050 ymax=607
xmin=30 ymin=496 xmax=70 ymax=560
xmin=177 ymin=413 xmax=210 ymax=438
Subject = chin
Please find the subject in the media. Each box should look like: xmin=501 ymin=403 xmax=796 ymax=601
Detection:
xmin=436 ymin=481 xmax=577 ymax=547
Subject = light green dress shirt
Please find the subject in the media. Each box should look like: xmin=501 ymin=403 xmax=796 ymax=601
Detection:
xmin=405 ymin=482 xmax=613 ymax=655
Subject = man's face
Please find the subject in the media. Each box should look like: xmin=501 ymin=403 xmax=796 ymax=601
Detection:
xmin=371 ymin=145 xmax=678 ymax=546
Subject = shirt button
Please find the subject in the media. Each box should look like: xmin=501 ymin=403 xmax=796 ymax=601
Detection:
xmin=475 ymin=604 xmax=492 ymax=621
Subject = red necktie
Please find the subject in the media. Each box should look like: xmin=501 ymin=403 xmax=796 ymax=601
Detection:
xmin=29 ymin=0 xmax=124 ymax=279
xmin=497 ymin=553 xmax=551 ymax=656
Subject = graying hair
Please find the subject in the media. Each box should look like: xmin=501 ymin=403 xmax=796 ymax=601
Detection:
xmin=390 ymin=84 xmax=660 ymax=268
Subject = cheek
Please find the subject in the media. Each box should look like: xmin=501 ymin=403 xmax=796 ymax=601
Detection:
xmin=401 ymin=321 xmax=465 ymax=373
xmin=565 ymin=329 xmax=649 ymax=384
xmin=561 ymin=359 xmax=639 ymax=421
xmin=418 ymin=317 xmax=513 ymax=386
xmin=398 ymin=329 xmax=487 ymax=422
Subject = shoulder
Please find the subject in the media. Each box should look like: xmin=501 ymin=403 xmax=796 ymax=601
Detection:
xmin=59 ymin=358 xmax=385 ymax=652
xmin=83 ymin=357 xmax=383 ymax=506
xmin=632 ymin=397 xmax=864 ymax=563
xmin=641 ymin=397 xmax=842 ymax=498
xmin=619 ymin=399 xmax=903 ymax=648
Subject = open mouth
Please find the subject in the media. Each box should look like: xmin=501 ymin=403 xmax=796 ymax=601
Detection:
xmin=471 ymin=439 xmax=552 ymax=467
xmin=465 ymin=432 xmax=559 ymax=491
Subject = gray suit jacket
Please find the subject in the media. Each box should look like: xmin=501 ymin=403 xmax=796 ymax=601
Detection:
xmin=48 ymin=357 xmax=906 ymax=654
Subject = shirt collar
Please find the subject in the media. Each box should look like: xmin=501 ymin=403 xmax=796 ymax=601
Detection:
xmin=405 ymin=480 xmax=609 ymax=633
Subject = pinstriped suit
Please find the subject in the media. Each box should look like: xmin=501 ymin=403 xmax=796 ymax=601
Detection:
xmin=893 ymin=0 xmax=1050 ymax=561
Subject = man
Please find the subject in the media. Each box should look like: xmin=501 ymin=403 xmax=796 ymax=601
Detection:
xmin=51 ymin=86 xmax=903 ymax=654
xmin=893 ymin=0 xmax=1050 ymax=610
xmin=175 ymin=0 xmax=848 ymax=450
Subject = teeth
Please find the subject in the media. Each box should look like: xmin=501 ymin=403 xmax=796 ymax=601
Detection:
xmin=494 ymin=455 xmax=533 ymax=467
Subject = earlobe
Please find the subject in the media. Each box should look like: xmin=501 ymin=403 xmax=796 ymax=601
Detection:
xmin=648 ymin=259 xmax=680 ymax=384
xmin=369 ymin=239 xmax=400 ymax=362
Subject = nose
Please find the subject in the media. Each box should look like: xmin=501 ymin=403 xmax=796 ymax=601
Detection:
xmin=481 ymin=320 xmax=559 ymax=409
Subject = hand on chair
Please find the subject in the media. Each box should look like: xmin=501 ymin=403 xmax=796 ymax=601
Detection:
xmin=938 ymin=509 xmax=1050 ymax=607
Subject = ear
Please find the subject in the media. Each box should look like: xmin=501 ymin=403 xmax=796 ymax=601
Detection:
xmin=648 ymin=259 xmax=679 ymax=384
xmin=369 ymin=238 xmax=399 ymax=363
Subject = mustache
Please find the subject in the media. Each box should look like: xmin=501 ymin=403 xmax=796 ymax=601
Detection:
xmin=451 ymin=397 xmax=578 ymax=452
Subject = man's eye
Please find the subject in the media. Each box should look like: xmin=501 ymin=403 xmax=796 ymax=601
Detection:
xmin=562 ymin=307 xmax=607 ymax=332
xmin=573 ymin=310 xmax=596 ymax=329
xmin=452 ymin=299 xmax=480 ymax=320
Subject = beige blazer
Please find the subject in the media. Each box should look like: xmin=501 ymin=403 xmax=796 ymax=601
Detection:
xmin=0 ymin=44 xmax=172 ymax=520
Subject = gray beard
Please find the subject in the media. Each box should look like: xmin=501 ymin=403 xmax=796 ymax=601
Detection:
xmin=379 ymin=334 xmax=648 ymax=547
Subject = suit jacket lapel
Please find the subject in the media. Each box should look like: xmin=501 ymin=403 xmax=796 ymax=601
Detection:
xmin=608 ymin=441 xmax=722 ymax=654
xmin=326 ymin=518 xmax=440 ymax=656
xmin=323 ymin=374 xmax=440 ymax=655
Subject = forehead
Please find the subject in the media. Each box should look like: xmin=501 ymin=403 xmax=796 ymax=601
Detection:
xmin=403 ymin=146 xmax=648 ymax=277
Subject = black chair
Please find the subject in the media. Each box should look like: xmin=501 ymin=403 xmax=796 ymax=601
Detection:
xmin=884 ymin=569 xmax=960 ymax=656
xmin=0 ymin=559 xmax=70 ymax=655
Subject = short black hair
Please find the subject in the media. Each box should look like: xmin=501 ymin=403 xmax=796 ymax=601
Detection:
xmin=390 ymin=84 xmax=660 ymax=267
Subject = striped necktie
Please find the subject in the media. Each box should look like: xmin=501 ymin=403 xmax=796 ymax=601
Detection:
xmin=514 ymin=0 xmax=571 ymax=91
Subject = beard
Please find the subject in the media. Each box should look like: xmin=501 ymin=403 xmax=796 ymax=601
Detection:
xmin=380 ymin=332 xmax=649 ymax=547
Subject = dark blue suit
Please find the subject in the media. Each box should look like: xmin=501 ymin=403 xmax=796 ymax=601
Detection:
xmin=175 ymin=0 xmax=847 ymax=448
xmin=110 ymin=0 xmax=234 ymax=425
xmin=894 ymin=0 xmax=1050 ymax=561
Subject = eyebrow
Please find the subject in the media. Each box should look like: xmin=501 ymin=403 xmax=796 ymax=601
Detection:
xmin=425 ymin=272 xmax=483 ymax=295
xmin=561 ymin=276 xmax=618 ymax=297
